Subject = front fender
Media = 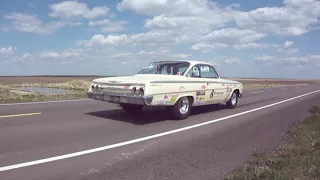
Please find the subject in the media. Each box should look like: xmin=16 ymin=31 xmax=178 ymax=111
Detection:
xmin=225 ymin=88 xmax=242 ymax=101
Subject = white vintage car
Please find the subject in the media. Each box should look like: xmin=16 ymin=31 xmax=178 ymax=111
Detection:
xmin=86 ymin=60 xmax=243 ymax=119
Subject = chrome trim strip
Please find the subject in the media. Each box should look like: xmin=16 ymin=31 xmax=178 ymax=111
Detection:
xmin=146 ymin=88 xmax=226 ymax=96
xmin=150 ymin=80 xmax=240 ymax=84
xmin=93 ymin=82 xmax=145 ymax=86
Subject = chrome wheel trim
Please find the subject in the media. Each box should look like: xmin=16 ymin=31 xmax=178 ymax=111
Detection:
xmin=179 ymin=97 xmax=189 ymax=114
xmin=231 ymin=92 xmax=237 ymax=105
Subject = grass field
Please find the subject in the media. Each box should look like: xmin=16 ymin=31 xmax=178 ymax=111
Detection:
xmin=226 ymin=105 xmax=320 ymax=180
xmin=0 ymin=76 xmax=318 ymax=104
xmin=0 ymin=80 xmax=90 ymax=104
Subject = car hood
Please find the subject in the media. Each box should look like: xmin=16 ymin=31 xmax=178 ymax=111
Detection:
xmin=224 ymin=79 xmax=242 ymax=85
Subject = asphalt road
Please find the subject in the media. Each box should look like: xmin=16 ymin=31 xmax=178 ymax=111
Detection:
xmin=0 ymin=84 xmax=320 ymax=180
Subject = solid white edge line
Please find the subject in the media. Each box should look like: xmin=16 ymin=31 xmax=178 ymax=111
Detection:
xmin=251 ymin=91 xmax=264 ymax=94
xmin=0 ymin=89 xmax=319 ymax=172
xmin=0 ymin=99 xmax=91 ymax=106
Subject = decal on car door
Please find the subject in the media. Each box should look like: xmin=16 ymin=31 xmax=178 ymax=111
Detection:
xmin=210 ymin=89 xmax=214 ymax=98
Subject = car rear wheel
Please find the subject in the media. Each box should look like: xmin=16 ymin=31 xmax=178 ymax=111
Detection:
xmin=226 ymin=91 xmax=238 ymax=109
xmin=121 ymin=104 xmax=143 ymax=114
xmin=170 ymin=96 xmax=192 ymax=120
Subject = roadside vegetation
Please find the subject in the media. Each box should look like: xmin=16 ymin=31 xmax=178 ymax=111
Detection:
xmin=243 ymin=84 xmax=287 ymax=89
xmin=0 ymin=80 xmax=90 ymax=104
xmin=226 ymin=105 xmax=320 ymax=180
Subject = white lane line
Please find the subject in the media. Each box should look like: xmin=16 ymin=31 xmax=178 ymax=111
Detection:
xmin=0 ymin=99 xmax=91 ymax=106
xmin=0 ymin=112 xmax=42 ymax=118
xmin=251 ymin=91 xmax=264 ymax=94
xmin=269 ymin=90 xmax=273 ymax=92
xmin=280 ymin=88 xmax=287 ymax=90
xmin=0 ymin=89 xmax=319 ymax=172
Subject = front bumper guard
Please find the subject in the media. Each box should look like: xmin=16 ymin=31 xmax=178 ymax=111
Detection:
xmin=86 ymin=90 xmax=153 ymax=105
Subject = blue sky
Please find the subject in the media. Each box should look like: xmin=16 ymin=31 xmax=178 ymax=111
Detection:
xmin=0 ymin=0 xmax=319 ymax=79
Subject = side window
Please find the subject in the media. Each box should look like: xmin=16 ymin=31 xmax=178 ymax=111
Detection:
xmin=186 ymin=65 xmax=201 ymax=78
xmin=199 ymin=65 xmax=218 ymax=78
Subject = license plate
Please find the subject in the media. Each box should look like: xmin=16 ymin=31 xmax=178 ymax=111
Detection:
xmin=110 ymin=96 xmax=120 ymax=103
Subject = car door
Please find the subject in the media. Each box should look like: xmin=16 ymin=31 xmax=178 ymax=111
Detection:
xmin=197 ymin=64 xmax=227 ymax=104
xmin=185 ymin=64 xmax=209 ymax=105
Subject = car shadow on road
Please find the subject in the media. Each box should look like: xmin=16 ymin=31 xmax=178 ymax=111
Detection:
xmin=86 ymin=104 xmax=226 ymax=125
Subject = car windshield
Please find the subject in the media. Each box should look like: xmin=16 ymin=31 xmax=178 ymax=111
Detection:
xmin=137 ymin=61 xmax=190 ymax=75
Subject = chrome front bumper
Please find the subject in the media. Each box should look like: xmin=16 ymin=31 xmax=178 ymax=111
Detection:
xmin=86 ymin=89 xmax=153 ymax=105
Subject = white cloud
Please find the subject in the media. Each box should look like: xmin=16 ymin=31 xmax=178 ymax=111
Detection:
xmin=277 ymin=40 xmax=298 ymax=53
xmin=280 ymin=56 xmax=309 ymax=65
xmin=40 ymin=52 xmax=59 ymax=58
xmin=5 ymin=49 xmax=86 ymax=65
xmin=310 ymin=55 xmax=320 ymax=61
xmin=0 ymin=47 xmax=15 ymax=55
xmin=192 ymin=28 xmax=267 ymax=52
xmin=283 ymin=41 xmax=294 ymax=48
xmin=79 ymin=0 xmax=319 ymax=53
xmin=69 ymin=22 xmax=83 ymax=27
xmin=203 ymin=28 xmax=266 ymax=44
xmin=130 ymin=30 xmax=188 ymax=45
xmin=39 ymin=49 xmax=83 ymax=59
xmin=233 ymin=40 xmax=299 ymax=52
xmin=49 ymin=0 xmax=109 ymax=19
xmin=171 ymin=53 xmax=191 ymax=59
xmin=118 ymin=0 xmax=238 ymax=36
xmin=88 ymin=19 xmax=127 ymax=32
xmin=111 ymin=53 xmax=134 ymax=58
xmin=191 ymin=43 xmax=228 ymax=52
xmin=117 ymin=0 xmax=320 ymax=38
xmin=224 ymin=58 xmax=241 ymax=64
xmin=137 ymin=47 xmax=169 ymax=57
xmin=79 ymin=34 xmax=128 ymax=46
xmin=3 ymin=13 xmax=76 ymax=34
xmin=78 ymin=29 xmax=188 ymax=47
xmin=253 ymin=54 xmax=320 ymax=66
xmin=234 ymin=43 xmax=279 ymax=50
xmin=117 ymin=0 xmax=176 ymax=16
xmin=253 ymin=54 xmax=275 ymax=64
xmin=235 ymin=0 xmax=320 ymax=36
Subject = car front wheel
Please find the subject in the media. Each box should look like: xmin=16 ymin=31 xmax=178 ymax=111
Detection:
xmin=170 ymin=96 xmax=192 ymax=120
xmin=226 ymin=91 xmax=238 ymax=109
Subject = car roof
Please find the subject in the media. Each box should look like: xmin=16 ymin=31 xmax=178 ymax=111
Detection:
xmin=150 ymin=60 xmax=214 ymax=67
